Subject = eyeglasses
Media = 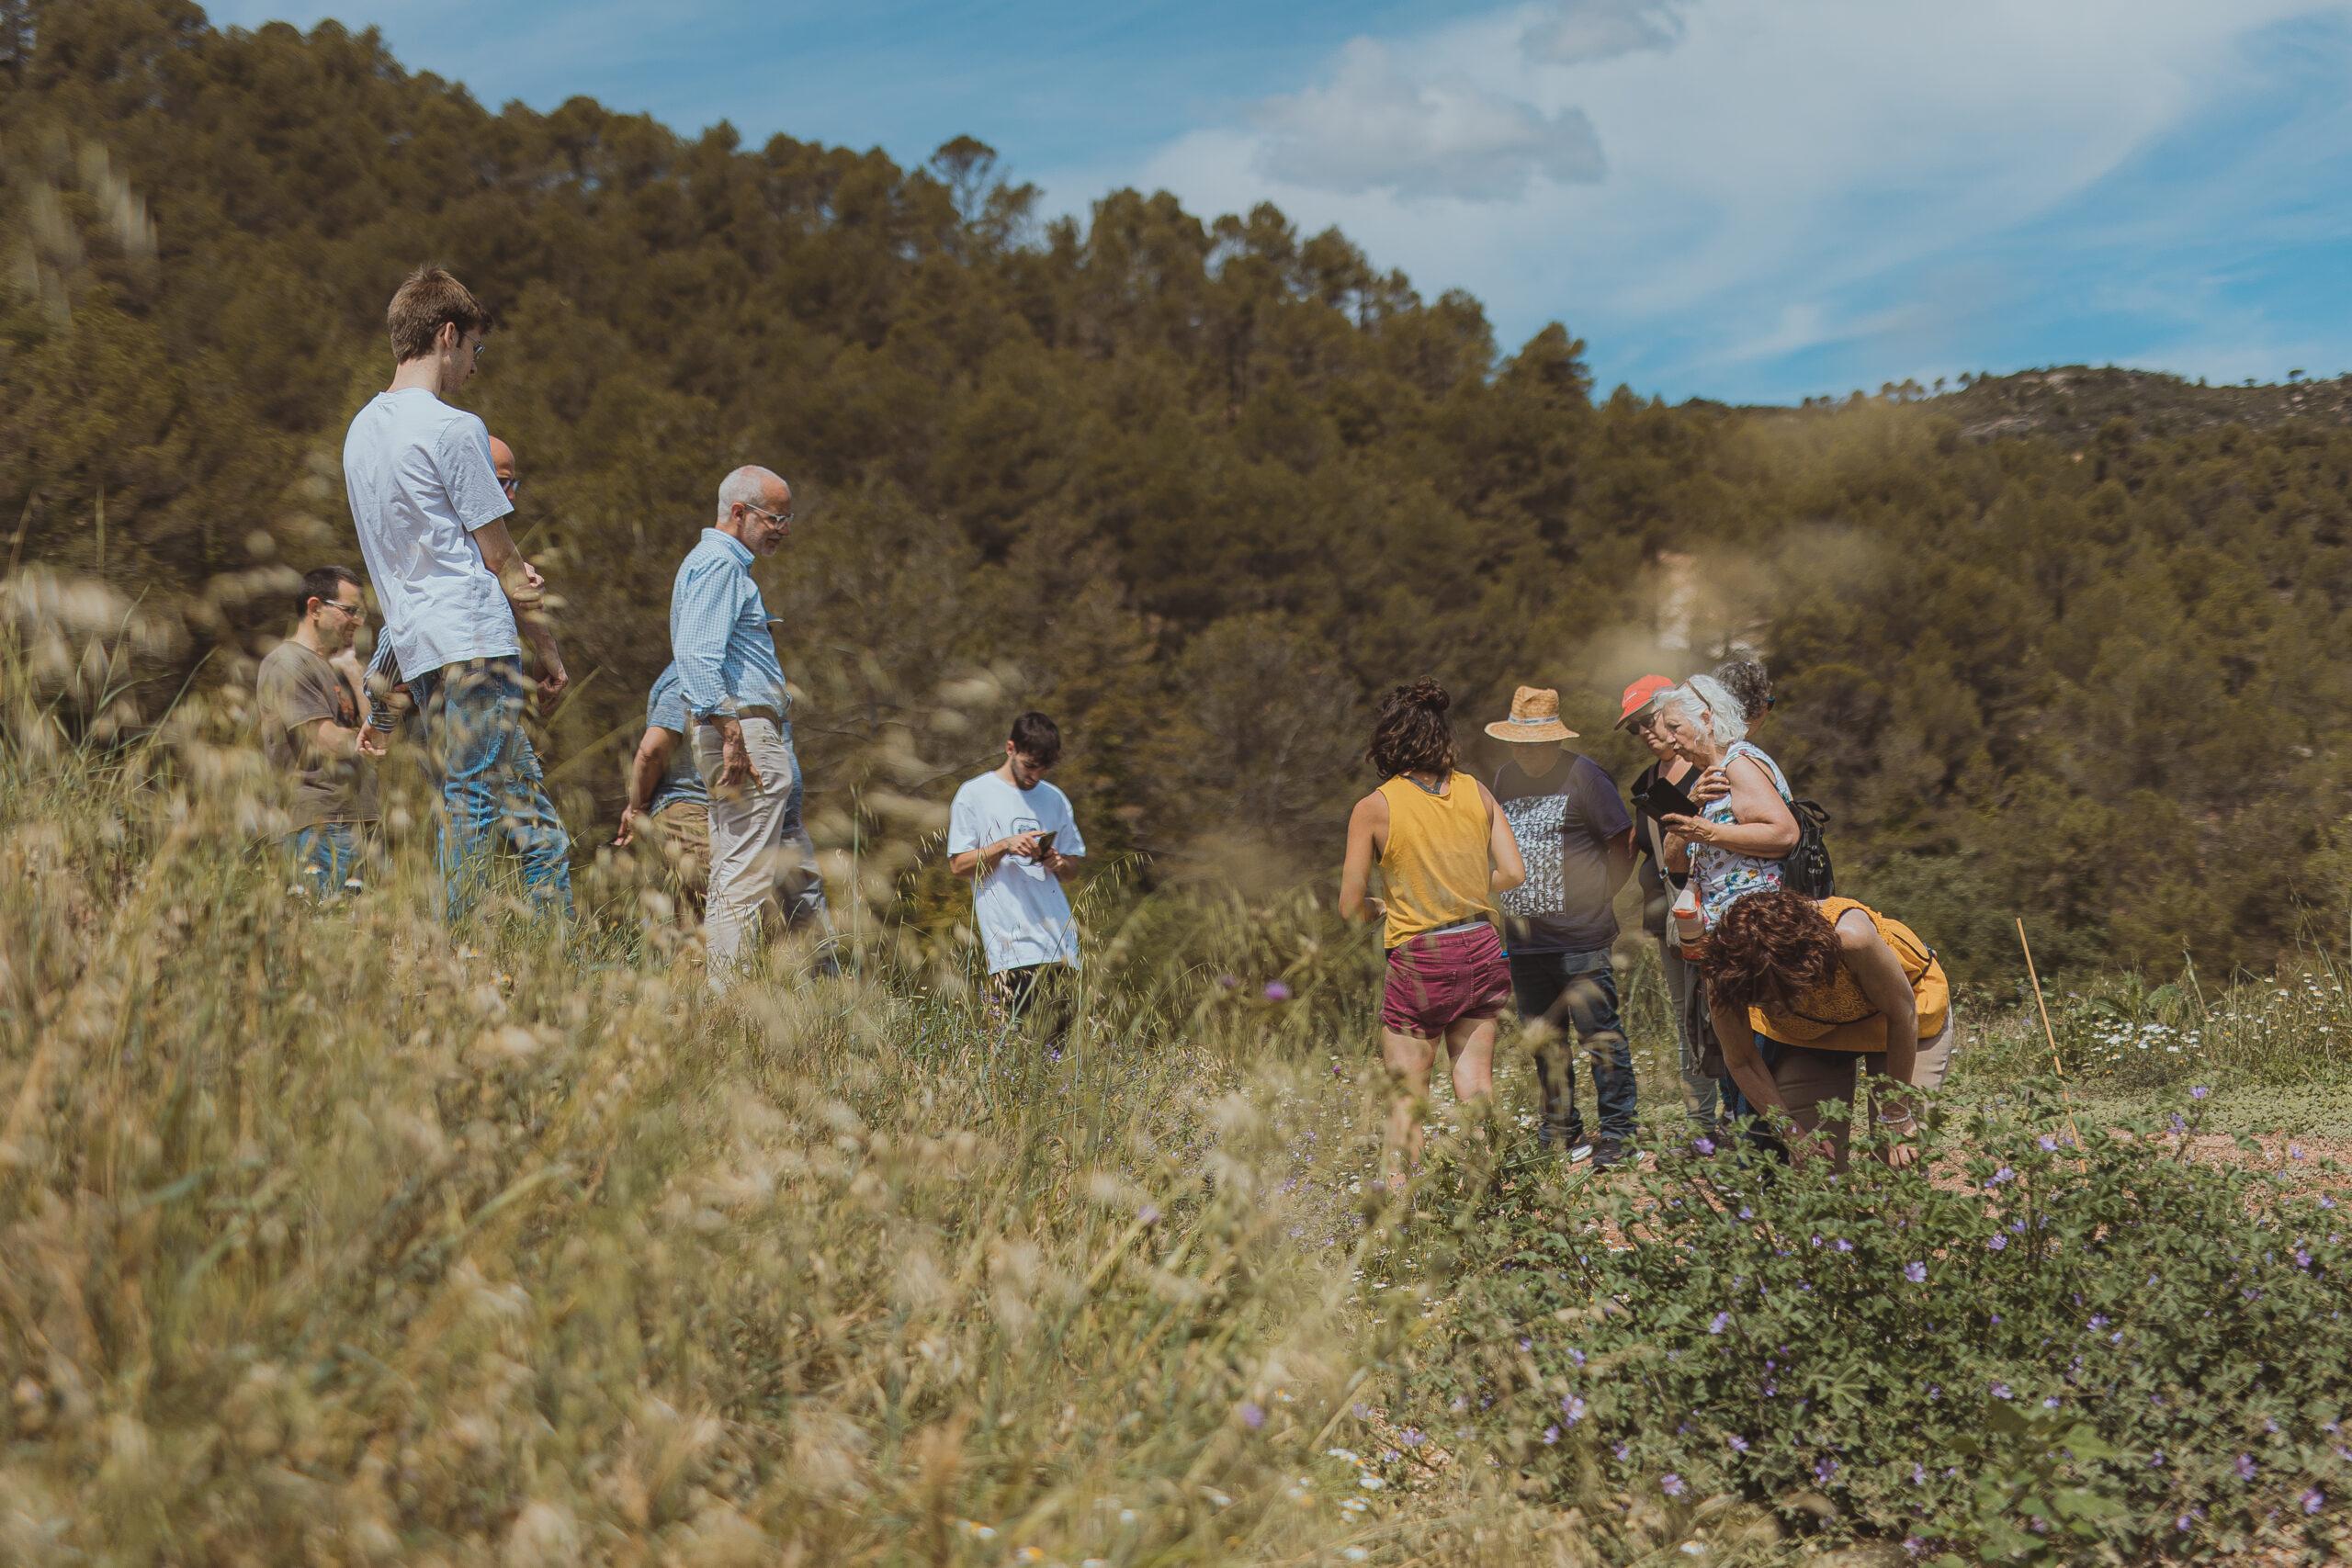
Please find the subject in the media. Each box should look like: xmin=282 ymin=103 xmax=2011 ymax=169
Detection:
xmin=499 ymin=476 xmax=521 ymax=498
xmin=321 ymin=598 xmax=366 ymax=620
xmin=745 ymin=502 xmax=794 ymax=526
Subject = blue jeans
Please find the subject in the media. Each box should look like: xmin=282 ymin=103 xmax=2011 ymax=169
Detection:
xmin=286 ymin=822 xmax=361 ymax=898
xmin=1510 ymin=947 xmax=1636 ymax=1145
xmin=413 ymin=658 xmax=572 ymax=925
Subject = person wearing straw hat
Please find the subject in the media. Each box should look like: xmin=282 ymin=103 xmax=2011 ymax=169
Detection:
xmin=1485 ymin=685 xmax=1638 ymax=1167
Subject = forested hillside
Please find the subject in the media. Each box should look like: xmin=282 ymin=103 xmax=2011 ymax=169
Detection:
xmin=6 ymin=0 xmax=2352 ymax=976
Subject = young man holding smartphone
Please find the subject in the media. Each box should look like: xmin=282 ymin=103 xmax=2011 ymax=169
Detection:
xmin=947 ymin=712 xmax=1087 ymax=1037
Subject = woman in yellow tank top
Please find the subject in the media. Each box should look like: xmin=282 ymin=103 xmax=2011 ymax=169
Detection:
xmin=1339 ymin=679 xmax=1527 ymax=1174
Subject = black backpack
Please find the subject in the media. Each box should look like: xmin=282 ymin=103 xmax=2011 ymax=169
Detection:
xmin=1782 ymin=797 xmax=1836 ymax=897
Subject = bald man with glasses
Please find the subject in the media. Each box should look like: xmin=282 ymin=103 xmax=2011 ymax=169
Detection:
xmin=670 ymin=465 xmax=836 ymax=989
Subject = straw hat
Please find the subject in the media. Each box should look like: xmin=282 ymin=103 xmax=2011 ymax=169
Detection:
xmin=1484 ymin=685 xmax=1579 ymax=742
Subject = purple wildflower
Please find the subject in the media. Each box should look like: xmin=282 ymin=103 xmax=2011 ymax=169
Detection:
xmin=2304 ymin=1490 xmax=2324 ymax=1516
xmin=1542 ymin=1425 xmax=1560 ymax=1445
xmin=1710 ymin=1312 xmax=1731 ymax=1336
xmin=1400 ymin=1427 xmax=1423 ymax=1447
xmin=2038 ymin=1134 xmax=2058 ymax=1152
xmin=2236 ymin=1454 xmax=2257 ymax=1482
xmin=2169 ymin=1112 xmax=2188 ymax=1134
xmin=1910 ymin=1463 xmax=1927 ymax=1484
xmin=2088 ymin=1314 xmax=2109 ymax=1329
xmin=1988 ymin=1167 xmax=2015 ymax=1187
xmin=1216 ymin=974 xmax=1239 ymax=989
xmin=1561 ymin=1394 xmax=1587 ymax=1424
xmin=1241 ymin=1402 xmax=1265 ymax=1430
xmin=1728 ymin=1434 xmax=1749 ymax=1452
xmin=1987 ymin=1233 xmax=2008 ymax=1252
xmin=2191 ymin=1085 xmax=2211 ymax=1100
xmin=1661 ymin=1473 xmax=1686 ymax=1497
xmin=1692 ymin=1135 xmax=1716 ymax=1156
xmin=1905 ymin=1260 xmax=1928 ymax=1283
xmin=1738 ymin=1205 xmax=1754 ymax=1220
xmin=1814 ymin=1456 xmax=1838 ymax=1483
xmin=1568 ymin=1348 xmax=1586 ymax=1367
xmin=1990 ymin=1382 xmax=2012 ymax=1400
xmin=1834 ymin=1237 xmax=1854 ymax=1252
xmin=1138 ymin=1203 xmax=1160 ymax=1225
xmin=1518 ymin=1337 xmax=1532 ymax=1351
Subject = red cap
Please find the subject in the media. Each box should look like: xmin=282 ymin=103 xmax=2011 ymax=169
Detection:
xmin=1616 ymin=674 xmax=1675 ymax=729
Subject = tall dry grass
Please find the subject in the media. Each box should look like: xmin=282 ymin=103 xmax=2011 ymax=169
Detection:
xmin=0 ymin=577 xmax=1628 ymax=1566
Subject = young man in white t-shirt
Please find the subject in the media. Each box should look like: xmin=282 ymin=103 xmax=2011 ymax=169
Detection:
xmin=343 ymin=265 xmax=571 ymax=923
xmin=947 ymin=712 xmax=1087 ymax=1035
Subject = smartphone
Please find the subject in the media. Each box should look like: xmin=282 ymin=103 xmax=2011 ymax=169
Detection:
xmin=1033 ymin=829 xmax=1058 ymax=859
xmin=1634 ymin=773 xmax=1702 ymax=822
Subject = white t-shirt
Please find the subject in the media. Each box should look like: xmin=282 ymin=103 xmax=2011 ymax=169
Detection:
xmin=947 ymin=771 xmax=1087 ymax=974
xmin=342 ymin=388 xmax=517 ymax=682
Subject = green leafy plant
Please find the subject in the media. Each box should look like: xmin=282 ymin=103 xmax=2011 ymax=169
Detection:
xmin=1409 ymin=1093 xmax=2352 ymax=1562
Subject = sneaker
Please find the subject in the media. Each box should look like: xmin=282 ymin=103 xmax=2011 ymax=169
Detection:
xmin=1567 ymin=1142 xmax=1594 ymax=1164
xmin=1591 ymin=1139 xmax=1628 ymax=1170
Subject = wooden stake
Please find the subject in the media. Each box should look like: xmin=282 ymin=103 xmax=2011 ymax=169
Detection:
xmin=2016 ymin=916 xmax=2086 ymax=1148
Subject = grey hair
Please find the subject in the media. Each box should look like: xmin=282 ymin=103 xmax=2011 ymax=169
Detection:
xmin=1659 ymin=672 xmax=1747 ymax=750
xmin=716 ymin=465 xmax=784 ymax=521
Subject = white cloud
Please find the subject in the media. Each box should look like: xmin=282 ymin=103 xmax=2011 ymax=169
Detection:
xmin=1109 ymin=0 xmax=2352 ymax=395
xmin=1251 ymin=38 xmax=1604 ymax=202
xmin=1521 ymin=0 xmax=1696 ymax=65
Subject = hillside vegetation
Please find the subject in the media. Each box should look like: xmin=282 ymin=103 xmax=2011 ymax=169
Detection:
xmin=7 ymin=0 xmax=2352 ymax=984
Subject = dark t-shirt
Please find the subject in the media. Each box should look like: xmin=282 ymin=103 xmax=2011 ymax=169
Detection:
xmin=1491 ymin=750 xmax=1633 ymax=954
xmin=1630 ymin=758 xmax=1694 ymax=937
xmin=256 ymin=640 xmax=378 ymax=828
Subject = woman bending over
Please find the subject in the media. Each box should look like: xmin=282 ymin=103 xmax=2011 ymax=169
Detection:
xmin=1702 ymin=889 xmax=1955 ymax=1168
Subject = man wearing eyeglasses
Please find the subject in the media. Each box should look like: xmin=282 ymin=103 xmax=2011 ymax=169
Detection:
xmin=669 ymin=465 xmax=836 ymax=987
xmin=344 ymin=265 xmax=571 ymax=925
xmin=256 ymin=566 xmax=380 ymax=897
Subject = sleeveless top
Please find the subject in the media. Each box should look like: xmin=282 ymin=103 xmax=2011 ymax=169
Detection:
xmin=1376 ymin=772 xmax=1498 ymax=950
xmin=1691 ymin=740 xmax=1793 ymax=929
xmin=1750 ymin=897 xmax=1951 ymax=1052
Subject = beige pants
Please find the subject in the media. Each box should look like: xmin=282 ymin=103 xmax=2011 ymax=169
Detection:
xmin=1773 ymin=1009 xmax=1962 ymax=1167
xmin=691 ymin=717 xmax=834 ymax=990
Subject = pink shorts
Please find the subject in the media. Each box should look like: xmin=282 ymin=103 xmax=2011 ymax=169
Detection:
xmin=1381 ymin=923 xmax=1511 ymax=1037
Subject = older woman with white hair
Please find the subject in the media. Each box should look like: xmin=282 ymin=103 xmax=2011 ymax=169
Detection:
xmin=1652 ymin=672 xmax=1799 ymax=931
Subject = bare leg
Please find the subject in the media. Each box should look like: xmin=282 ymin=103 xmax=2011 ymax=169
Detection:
xmin=1444 ymin=1015 xmax=1498 ymax=1102
xmin=1381 ymin=1028 xmax=1439 ymax=1178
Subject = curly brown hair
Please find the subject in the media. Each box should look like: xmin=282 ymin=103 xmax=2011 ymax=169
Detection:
xmin=1704 ymin=890 xmax=1841 ymax=1010
xmin=1368 ymin=677 xmax=1456 ymax=779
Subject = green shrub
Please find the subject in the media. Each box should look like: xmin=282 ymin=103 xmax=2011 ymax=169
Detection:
xmin=1416 ymin=1092 xmax=2352 ymax=1562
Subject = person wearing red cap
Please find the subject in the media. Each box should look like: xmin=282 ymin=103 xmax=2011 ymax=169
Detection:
xmin=1619 ymin=674 xmax=1723 ymax=1135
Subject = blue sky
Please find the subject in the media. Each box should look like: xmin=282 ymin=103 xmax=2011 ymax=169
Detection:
xmin=209 ymin=0 xmax=2352 ymax=404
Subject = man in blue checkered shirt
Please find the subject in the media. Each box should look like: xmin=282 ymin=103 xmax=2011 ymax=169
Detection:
xmin=670 ymin=466 xmax=836 ymax=987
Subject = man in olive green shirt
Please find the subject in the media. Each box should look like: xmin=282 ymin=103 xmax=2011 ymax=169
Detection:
xmin=255 ymin=565 xmax=379 ymax=895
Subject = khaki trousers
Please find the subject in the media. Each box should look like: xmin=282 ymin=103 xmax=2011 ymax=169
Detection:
xmin=691 ymin=717 xmax=834 ymax=990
